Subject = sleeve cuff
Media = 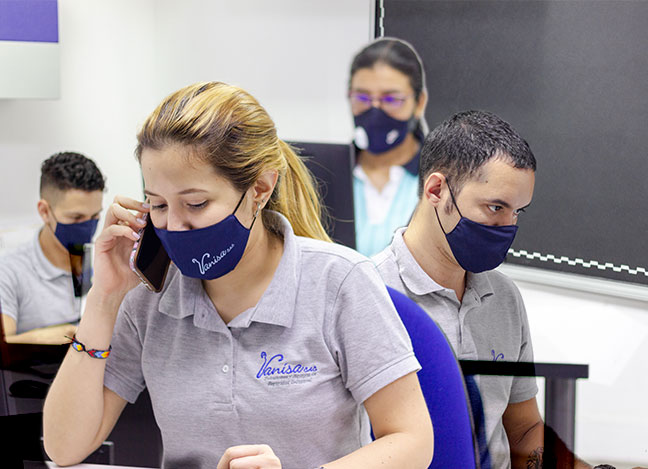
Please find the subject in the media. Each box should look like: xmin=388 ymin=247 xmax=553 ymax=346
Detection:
xmin=509 ymin=376 xmax=539 ymax=404
xmin=350 ymin=352 xmax=421 ymax=404
xmin=104 ymin=367 xmax=145 ymax=404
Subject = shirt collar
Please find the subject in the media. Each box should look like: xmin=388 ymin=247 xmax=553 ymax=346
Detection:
xmin=390 ymin=228 xmax=445 ymax=296
xmin=390 ymin=228 xmax=495 ymax=302
xmin=30 ymin=229 xmax=70 ymax=281
xmin=159 ymin=211 xmax=299 ymax=329
xmin=229 ymin=212 xmax=298 ymax=329
xmin=353 ymin=164 xmax=406 ymax=182
xmin=158 ymin=265 xmax=202 ymax=319
xmin=465 ymin=271 xmax=494 ymax=300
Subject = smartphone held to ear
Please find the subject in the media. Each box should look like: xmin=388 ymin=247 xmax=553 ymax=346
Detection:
xmin=129 ymin=214 xmax=170 ymax=293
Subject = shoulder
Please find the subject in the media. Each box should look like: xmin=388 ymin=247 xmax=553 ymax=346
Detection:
xmin=0 ymin=240 xmax=32 ymax=261
xmin=295 ymin=236 xmax=388 ymax=301
xmin=371 ymin=244 xmax=402 ymax=286
xmin=0 ymin=242 xmax=33 ymax=277
xmin=297 ymin=236 xmax=372 ymax=275
xmin=371 ymin=244 xmax=397 ymax=271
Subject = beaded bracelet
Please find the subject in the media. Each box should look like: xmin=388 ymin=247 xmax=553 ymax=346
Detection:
xmin=65 ymin=335 xmax=112 ymax=359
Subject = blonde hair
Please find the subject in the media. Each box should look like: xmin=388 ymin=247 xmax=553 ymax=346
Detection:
xmin=135 ymin=82 xmax=331 ymax=242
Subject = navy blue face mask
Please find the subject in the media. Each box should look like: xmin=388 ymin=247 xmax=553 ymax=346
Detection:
xmin=353 ymin=107 xmax=415 ymax=154
xmin=154 ymin=192 xmax=258 ymax=280
xmin=52 ymin=215 xmax=99 ymax=255
xmin=435 ymin=183 xmax=518 ymax=273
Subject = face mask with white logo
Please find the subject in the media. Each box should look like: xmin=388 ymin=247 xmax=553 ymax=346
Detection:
xmin=154 ymin=192 xmax=258 ymax=280
xmin=353 ymin=107 xmax=415 ymax=154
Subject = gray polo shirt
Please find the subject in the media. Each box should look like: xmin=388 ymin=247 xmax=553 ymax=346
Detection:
xmin=104 ymin=212 xmax=420 ymax=469
xmin=373 ymin=228 xmax=538 ymax=469
xmin=0 ymin=231 xmax=78 ymax=333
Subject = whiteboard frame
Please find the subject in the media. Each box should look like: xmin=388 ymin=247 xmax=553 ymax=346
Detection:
xmin=498 ymin=263 xmax=648 ymax=303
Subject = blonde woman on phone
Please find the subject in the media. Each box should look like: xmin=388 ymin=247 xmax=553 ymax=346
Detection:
xmin=43 ymin=82 xmax=433 ymax=469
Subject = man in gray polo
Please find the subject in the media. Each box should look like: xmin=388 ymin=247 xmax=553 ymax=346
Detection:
xmin=0 ymin=152 xmax=105 ymax=344
xmin=373 ymin=110 xmax=592 ymax=468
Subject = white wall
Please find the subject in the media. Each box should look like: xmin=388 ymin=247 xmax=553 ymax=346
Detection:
xmin=152 ymin=0 xmax=371 ymax=143
xmin=0 ymin=1 xmax=646 ymax=466
xmin=0 ymin=0 xmax=157 ymax=244
xmin=520 ymin=280 xmax=648 ymax=467
xmin=0 ymin=0 xmax=370 ymax=246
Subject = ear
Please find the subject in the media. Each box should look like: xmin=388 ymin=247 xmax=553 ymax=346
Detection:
xmin=251 ymin=170 xmax=279 ymax=208
xmin=36 ymin=199 xmax=52 ymax=225
xmin=422 ymin=172 xmax=446 ymax=207
xmin=414 ymin=89 xmax=428 ymax=119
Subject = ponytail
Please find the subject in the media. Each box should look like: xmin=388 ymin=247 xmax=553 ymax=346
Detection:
xmin=265 ymin=140 xmax=331 ymax=242
xmin=136 ymin=82 xmax=332 ymax=243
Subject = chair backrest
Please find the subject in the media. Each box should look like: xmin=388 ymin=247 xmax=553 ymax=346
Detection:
xmin=386 ymin=286 xmax=479 ymax=469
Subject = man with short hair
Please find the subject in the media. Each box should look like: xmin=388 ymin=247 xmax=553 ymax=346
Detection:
xmin=0 ymin=152 xmax=105 ymax=344
xmin=373 ymin=110 xmax=591 ymax=468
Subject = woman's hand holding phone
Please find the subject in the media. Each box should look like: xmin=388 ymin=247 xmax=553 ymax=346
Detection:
xmin=91 ymin=196 xmax=149 ymax=301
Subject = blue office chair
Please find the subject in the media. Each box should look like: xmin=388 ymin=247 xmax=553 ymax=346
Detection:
xmin=386 ymin=286 xmax=486 ymax=469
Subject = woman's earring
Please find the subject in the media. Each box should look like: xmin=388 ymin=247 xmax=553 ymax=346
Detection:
xmin=254 ymin=202 xmax=262 ymax=218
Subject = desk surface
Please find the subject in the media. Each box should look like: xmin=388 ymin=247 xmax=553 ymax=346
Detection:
xmin=46 ymin=463 xmax=154 ymax=469
xmin=459 ymin=360 xmax=589 ymax=379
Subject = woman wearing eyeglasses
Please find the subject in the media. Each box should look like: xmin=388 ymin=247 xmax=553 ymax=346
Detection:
xmin=349 ymin=38 xmax=428 ymax=257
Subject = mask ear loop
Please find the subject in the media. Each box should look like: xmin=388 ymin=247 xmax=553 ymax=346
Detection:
xmin=434 ymin=177 xmax=463 ymax=235
xmin=233 ymin=191 xmax=264 ymax=230
xmin=45 ymin=202 xmax=60 ymax=234
xmin=233 ymin=191 xmax=246 ymax=214
xmin=445 ymin=178 xmax=465 ymax=218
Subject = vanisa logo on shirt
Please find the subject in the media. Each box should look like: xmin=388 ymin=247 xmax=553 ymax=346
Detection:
xmin=256 ymin=351 xmax=318 ymax=387
xmin=192 ymin=244 xmax=235 ymax=275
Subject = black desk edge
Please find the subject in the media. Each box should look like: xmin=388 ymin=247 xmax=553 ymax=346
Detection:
xmin=459 ymin=360 xmax=589 ymax=379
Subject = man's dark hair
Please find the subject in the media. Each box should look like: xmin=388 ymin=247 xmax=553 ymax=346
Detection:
xmin=350 ymin=37 xmax=426 ymax=100
xmin=418 ymin=110 xmax=536 ymax=196
xmin=40 ymin=152 xmax=105 ymax=198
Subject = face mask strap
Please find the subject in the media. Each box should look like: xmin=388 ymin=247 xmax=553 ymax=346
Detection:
xmin=233 ymin=191 xmax=247 ymax=214
xmin=434 ymin=177 xmax=464 ymax=235
xmin=445 ymin=178 xmax=465 ymax=219
xmin=434 ymin=206 xmax=448 ymax=235
xmin=44 ymin=202 xmax=60 ymax=233
xmin=233 ymin=191 xmax=263 ymax=231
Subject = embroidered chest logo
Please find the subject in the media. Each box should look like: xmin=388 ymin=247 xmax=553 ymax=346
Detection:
xmin=256 ymin=351 xmax=318 ymax=387
xmin=192 ymin=244 xmax=235 ymax=275
xmin=491 ymin=349 xmax=504 ymax=361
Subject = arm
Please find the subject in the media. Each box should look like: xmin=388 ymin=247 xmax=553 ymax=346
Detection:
xmin=2 ymin=314 xmax=76 ymax=344
xmin=42 ymin=289 xmax=129 ymax=465
xmin=323 ymin=262 xmax=433 ymax=468
xmin=217 ymin=372 xmax=433 ymax=469
xmin=325 ymin=371 xmax=433 ymax=468
xmin=42 ymin=196 xmax=148 ymax=466
xmin=503 ymin=397 xmax=591 ymax=469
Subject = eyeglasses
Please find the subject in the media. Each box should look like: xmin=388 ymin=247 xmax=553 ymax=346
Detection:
xmin=349 ymin=92 xmax=413 ymax=113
